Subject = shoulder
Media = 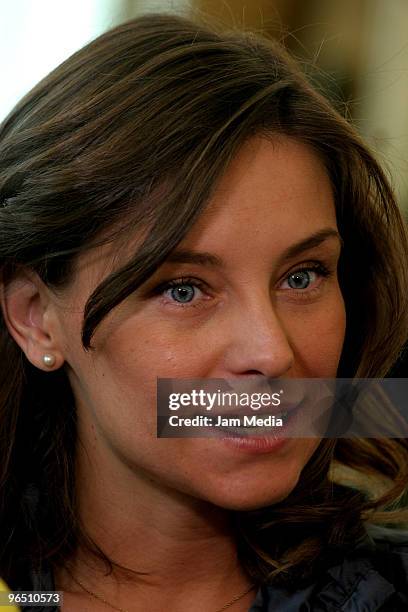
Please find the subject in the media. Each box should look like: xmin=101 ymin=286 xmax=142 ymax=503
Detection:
xmin=250 ymin=524 xmax=408 ymax=612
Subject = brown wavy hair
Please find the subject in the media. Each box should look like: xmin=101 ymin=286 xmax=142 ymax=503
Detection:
xmin=1 ymin=13 xmax=408 ymax=590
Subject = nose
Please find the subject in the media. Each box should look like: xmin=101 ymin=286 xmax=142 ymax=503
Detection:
xmin=220 ymin=292 xmax=295 ymax=378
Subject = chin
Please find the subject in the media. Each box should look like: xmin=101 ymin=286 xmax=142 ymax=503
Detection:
xmin=205 ymin=477 xmax=301 ymax=512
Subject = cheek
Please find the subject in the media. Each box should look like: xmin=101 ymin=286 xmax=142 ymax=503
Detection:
xmin=102 ymin=311 xmax=216 ymax=382
xmin=84 ymin=321 xmax=203 ymax=428
xmin=283 ymin=288 xmax=346 ymax=376
xmin=96 ymin=285 xmax=347 ymax=382
xmin=67 ymin=282 xmax=347 ymax=410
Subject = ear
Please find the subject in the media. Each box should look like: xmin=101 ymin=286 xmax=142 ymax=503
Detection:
xmin=0 ymin=268 xmax=65 ymax=371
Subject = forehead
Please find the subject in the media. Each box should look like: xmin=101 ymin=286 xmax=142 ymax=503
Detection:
xmin=178 ymin=135 xmax=336 ymax=248
xmin=213 ymin=135 xmax=331 ymax=210
xmin=66 ymin=135 xmax=336 ymax=297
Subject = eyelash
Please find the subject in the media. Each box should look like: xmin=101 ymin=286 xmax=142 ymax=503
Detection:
xmin=152 ymin=263 xmax=333 ymax=309
xmin=280 ymin=263 xmax=332 ymax=297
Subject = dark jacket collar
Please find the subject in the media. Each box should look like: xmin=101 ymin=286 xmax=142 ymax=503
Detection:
xmin=249 ymin=524 xmax=408 ymax=611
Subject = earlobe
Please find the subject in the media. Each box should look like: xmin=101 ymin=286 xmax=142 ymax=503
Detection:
xmin=0 ymin=270 xmax=64 ymax=371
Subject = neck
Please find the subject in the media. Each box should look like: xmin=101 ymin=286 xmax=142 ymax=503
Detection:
xmin=56 ymin=436 xmax=255 ymax=610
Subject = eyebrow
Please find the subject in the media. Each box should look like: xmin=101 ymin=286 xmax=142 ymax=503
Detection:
xmin=165 ymin=228 xmax=343 ymax=268
xmin=278 ymin=228 xmax=343 ymax=264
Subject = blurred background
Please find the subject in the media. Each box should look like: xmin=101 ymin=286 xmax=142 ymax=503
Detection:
xmin=1 ymin=0 xmax=407 ymax=218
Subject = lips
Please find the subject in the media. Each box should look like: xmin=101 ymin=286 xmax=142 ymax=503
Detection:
xmin=213 ymin=402 xmax=304 ymax=439
xmin=216 ymin=404 xmax=298 ymax=418
xmin=214 ymin=402 xmax=303 ymax=438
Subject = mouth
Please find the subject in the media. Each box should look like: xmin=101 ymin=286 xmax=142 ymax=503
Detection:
xmin=189 ymin=403 xmax=299 ymax=419
xmin=212 ymin=401 xmax=304 ymax=437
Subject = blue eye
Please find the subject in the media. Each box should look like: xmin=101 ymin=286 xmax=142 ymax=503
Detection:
xmin=168 ymin=284 xmax=196 ymax=303
xmin=287 ymin=269 xmax=315 ymax=289
xmin=282 ymin=264 xmax=331 ymax=292
xmin=157 ymin=278 xmax=206 ymax=306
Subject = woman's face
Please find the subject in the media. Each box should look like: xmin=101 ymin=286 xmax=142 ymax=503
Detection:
xmin=50 ymin=136 xmax=346 ymax=510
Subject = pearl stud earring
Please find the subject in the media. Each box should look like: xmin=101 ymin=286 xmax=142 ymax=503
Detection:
xmin=42 ymin=354 xmax=56 ymax=367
